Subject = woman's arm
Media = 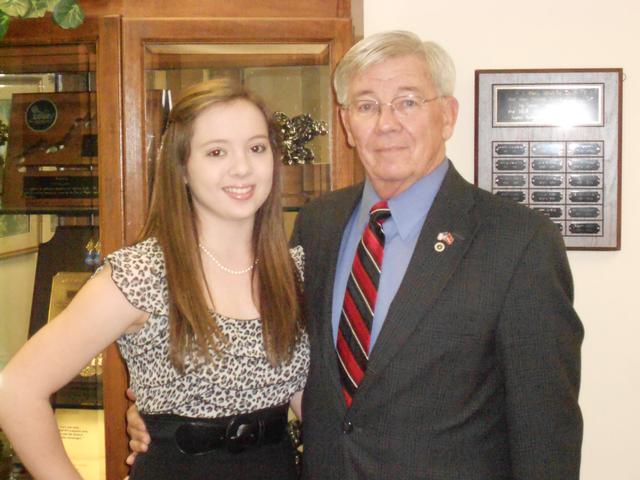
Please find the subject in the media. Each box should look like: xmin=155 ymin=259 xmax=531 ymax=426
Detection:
xmin=0 ymin=266 xmax=146 ymax=480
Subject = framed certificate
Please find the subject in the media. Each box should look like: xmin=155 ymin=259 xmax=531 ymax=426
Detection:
xmin=475 ymin=69 xmax=622 ymax=250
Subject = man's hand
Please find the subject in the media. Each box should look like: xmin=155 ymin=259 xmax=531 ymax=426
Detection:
xmin=125 ymin=388 xmax=150 ymax=466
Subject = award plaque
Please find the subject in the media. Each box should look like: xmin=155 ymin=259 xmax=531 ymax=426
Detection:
xmin=475 ymin=69 xmax=622 ymax=250
xmin=2 ymin=91 xmax=98 ymax=212
xmin=48 ymin=272 xmax=92 ymax=320
xmin=29 ymin=226 xmax=98 ymax=336
xmin=28 ymin=225 xmax=102 ymax=409
xmin=49 ymin=272 xmax=103 ymax=409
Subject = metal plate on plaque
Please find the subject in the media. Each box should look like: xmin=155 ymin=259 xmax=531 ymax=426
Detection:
xmin=533 ymin=207 xmax=564 ymax=218
xmin=568 ymin=207 xmax=601 ymax=218
xmin=532 ymin=158 xmax=564 ymax=171
xmin=495 ymin=174 xmax=527 ymax=187
xmin=494 ymin=143 xmax=527 ymax=156
xmin=531 ymin=175 xmax=563 ymax=187
xmin=495 ymin=159 xmax=527 ymax=171
xmin=495 ymin=190 xmax=526 ymax=202
xmin=531 ymin=191 xmax=563 ymax=203
xmin=568 ymin=158 xmax=601 ymax=171
xmin=568 ymin=223 xmax=601 ymax=234
xmin=531 ymin=142 xmax=565 ymax=156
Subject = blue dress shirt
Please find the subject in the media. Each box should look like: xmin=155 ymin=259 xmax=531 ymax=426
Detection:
xmin=331 ymin=158 xmax=449 ymax=350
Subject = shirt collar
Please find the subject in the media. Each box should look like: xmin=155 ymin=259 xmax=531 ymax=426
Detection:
xmin=359 ymin=158 xmax=449 ymax=240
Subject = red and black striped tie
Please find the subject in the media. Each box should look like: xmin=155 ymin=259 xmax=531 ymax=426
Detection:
xmin=337 ymin=200 xmax=391 ymax=406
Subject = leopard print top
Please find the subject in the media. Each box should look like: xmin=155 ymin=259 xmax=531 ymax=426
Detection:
xmin=102 ymin=237 xmax=309 ymax=418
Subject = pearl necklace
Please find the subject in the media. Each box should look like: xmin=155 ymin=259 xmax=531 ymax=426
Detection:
xmin=198 ymin=243 xmax=257 ymax=275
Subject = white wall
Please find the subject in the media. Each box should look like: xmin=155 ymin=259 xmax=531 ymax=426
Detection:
xmin=0 ymin=252 xmax=37 ymax=370
xmin=364 ymin=1 xmax=639 ymax=478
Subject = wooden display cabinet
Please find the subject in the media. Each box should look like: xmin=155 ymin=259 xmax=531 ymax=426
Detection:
xmin=1 ymin=1 xmax=360 ymax=478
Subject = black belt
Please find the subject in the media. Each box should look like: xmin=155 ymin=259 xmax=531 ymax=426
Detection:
xmin=142 ymin=404 xmax=289 ymax=455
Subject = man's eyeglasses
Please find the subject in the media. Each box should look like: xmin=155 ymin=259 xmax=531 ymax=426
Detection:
xmin=344 ymin=94 xmax=441 ymax=119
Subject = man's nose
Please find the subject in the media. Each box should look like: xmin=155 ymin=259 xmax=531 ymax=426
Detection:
xmin=375 ymin=103 xmax=402 ymax=132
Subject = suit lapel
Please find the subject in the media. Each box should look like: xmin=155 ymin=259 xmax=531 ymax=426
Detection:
xmin=357 ymin=166 xmax=481 ymax=393
xmin=315 ymin=186 xmax=364 ymax=405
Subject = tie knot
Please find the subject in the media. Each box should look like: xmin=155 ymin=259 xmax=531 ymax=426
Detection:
xmin=369 ymin=201 xmax=391 ymax=225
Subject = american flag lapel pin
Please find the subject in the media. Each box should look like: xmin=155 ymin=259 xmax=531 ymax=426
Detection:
xmin=434 ymin=231 xmax=454 ymax=252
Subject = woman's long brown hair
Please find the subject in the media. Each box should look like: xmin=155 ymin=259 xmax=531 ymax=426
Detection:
xmin=139 ymin=79 xmax=302 ymax=371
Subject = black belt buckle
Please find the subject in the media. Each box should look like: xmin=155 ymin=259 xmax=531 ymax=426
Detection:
xmin=175 ymin=422 xmax=225 ymax=455
xmin=226 ymin=416 xmax=261 ymax=453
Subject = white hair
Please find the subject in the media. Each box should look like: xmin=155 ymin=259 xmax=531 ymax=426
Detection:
xmin=333 ymin=30 xmax=456 ymax=105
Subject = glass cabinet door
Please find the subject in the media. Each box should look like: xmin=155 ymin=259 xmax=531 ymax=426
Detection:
xmin=122 ymin=17 xmax=355 ymax=239
xmin=0 ymin=42 xmax=105 ymax=480
xmin=0 ymin=47 xmax=98 ymax=214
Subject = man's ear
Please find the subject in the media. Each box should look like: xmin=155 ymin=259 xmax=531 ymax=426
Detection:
xmin=339 ymin=107 xmax=356 ymax=147
xmin=441 ymin=96 xmax=459 ymax=141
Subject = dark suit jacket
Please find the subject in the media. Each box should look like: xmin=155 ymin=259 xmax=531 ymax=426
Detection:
xmin=291 ymin=165 xmax=583 ymax=480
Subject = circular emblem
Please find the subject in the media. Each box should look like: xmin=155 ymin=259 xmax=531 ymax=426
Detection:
xmin=434 ymin=242 xmax=445 ymax=253
xmin=25 ymin=99 xmax=58 ymax=132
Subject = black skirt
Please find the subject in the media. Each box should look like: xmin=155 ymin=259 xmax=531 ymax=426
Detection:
xmin=129 ymin=406 xmax=298 ymax=480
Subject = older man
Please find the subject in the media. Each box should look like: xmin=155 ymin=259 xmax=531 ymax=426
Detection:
xmin=128 ymin=31 xmax=583 ymax=480
xmin=291 ymin=31 xmax=583 ymax=479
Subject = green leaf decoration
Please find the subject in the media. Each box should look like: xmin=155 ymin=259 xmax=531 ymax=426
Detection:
xmin=0 ymin=12 xmax=9 ymax=40
xmin=52 ymin=0 xmax=83 ymax=29
xmin=45 ymin=0 xmax=57 ymax=12
xmin=24 ymin=0 xmax=48 ymax=18
xmin=0 ymin=0 xmax=31 ymax=17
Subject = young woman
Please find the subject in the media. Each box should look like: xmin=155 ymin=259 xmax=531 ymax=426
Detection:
xmin=0 ymin=79 xmax=308 ymax=480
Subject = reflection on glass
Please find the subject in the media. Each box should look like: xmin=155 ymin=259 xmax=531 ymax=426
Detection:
xmin=0 ymin=44 xmax=102 ymax=479
xmin=0 ymin=44 xmax=97 ymax=214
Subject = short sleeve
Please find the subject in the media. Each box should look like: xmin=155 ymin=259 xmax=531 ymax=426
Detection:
xmin=100 ymin=238 xmax=169 ymax=316
xmin=289 ymin=245 xmax=304 ymax=283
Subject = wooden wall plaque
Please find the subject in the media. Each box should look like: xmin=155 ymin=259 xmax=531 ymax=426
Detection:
xmin=3 ymin=91 xmax=98 ymax=212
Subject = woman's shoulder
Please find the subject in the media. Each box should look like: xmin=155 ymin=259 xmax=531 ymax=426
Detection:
xmin=104 ymin=236 xmax=166 ymax=283
xmin=106 ymin=237 xmax=165 ymax=270
xmin=102 ymin=237 xmax=168 ymax=316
